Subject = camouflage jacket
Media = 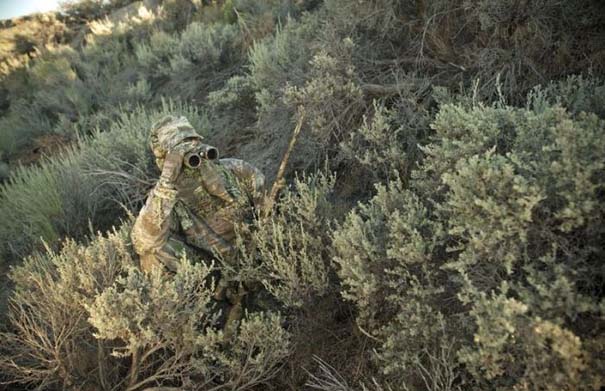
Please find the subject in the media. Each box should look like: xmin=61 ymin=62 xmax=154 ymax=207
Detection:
xmin=131 ymin=158 xmax=265 ymax=272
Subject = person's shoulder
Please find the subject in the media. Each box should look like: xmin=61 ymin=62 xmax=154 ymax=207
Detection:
xmin=219 ymin=158 xmax=248 ymax=170
xmin=219 ymin=158 xmax=263 ymax=180
xmin=218 ymin=158 xmax=243 ymax=165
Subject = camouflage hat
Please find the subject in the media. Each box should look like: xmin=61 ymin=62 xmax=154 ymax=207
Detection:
xmin=150 ymin=116 xmax=203 ymax=166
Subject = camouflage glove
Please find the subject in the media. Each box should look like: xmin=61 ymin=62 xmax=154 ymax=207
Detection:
xmin=159 ymin=150 xmax=184 ymax=186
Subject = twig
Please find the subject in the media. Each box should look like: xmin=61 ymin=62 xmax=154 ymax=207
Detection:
xmin=356 ymin=323 xmax=383 ymax=343
xmin=361 ymin=83 xmax=408 ymax=96
xmin=262 ymin=109 xmax=306 ymax=218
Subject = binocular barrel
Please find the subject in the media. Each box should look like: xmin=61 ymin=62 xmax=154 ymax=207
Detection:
xmin=184 ymin=144 xmax=219 ymax=168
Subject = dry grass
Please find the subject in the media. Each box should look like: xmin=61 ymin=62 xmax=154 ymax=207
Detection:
xmin=0 ymin=13 xmax=70 ymax=77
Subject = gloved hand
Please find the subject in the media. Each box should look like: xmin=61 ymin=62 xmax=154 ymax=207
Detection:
xmin=159 ymin=150 xmax=184 ymax=185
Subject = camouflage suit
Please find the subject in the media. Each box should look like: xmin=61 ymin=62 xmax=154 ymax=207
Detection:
xmin=131 ymin=116 xmax=265 ymax=273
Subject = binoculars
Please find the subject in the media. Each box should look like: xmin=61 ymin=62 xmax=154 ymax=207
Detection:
xmin=184 ymin=144 xmax=219 ymax=168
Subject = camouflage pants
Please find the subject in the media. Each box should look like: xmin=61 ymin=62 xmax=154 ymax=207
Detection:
xmin=136 ymin=234 xmax=247 ymax=333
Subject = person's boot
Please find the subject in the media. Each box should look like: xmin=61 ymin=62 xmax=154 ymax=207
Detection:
xmin=223 ymin=284 xmax=247 ymax=339
xmin=213 ymin=278 xmax=229 ymax=301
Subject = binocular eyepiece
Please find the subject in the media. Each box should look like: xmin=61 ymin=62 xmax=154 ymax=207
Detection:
xmin=184 ymin=144 xmax=219 ymax=168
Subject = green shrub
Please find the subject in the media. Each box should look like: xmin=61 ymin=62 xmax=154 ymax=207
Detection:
xmin=457 ymin=290 xmax=601 ymax=391
xmin=324 ymin=0 xmax=605 ymax=103
xmin=1 ymin=226 xmax=291 ymax=390
xmin=160 ymin=0 xmax=195 ymax=29
xmin=206 ymin=75 xmax=257 ymax=140
xmin=0 ymin=227 xmax=133 ymax=389
xmin=0 ymin=160 xmax=9 ymax=183
xmin=135 ymin=21 xmax=244 ymax=101
xmin=528 ymin=75 xmax=605 ymax=118
xmin=60 ymin=0 xmax=112 ymax=21
xmin=340 ymin=100 xmax=430 ymax=184
xmin=332 ymin=178 xmax=454 ymax=388
xmin=227 ymin=171 xmax=336 ymax=308
xmin=438 ymin=105 xmax=605 ymax=389
xmin=244 ymin=15 xmax=319 ymax=171
xmin=226 ymin=0 xmax=284 ymax=44
xmin=0 ymin=28 xmax=154 ymax=158
xmin=243 ymin=2 xmax=432 ymax=174
xmin=60 ymin=0 xmax=140 ymax=22
xmin=0 ymin=48 xmax=78 ymax=155
xmin=284 ymin=44 xmax=363 ymax=151
xmin=333 ymin=96 xmax=605 ymax=389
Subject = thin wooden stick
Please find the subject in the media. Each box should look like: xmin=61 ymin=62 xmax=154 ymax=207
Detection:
xmin=262 ymin=109 xmax=306 ymax=218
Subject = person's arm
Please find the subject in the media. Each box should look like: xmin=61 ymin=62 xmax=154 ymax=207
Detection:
xmin=131 ymin=151 xmax=183 ymax=272
xmin=220 ymin=158 xmax=266 ymax=206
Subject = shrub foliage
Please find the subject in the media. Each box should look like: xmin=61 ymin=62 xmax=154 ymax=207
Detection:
xmin=227 ymin=172 xmax=337 ymax=308
xmin=1 ymin=226 xmax=290 ymax=390
xmin=333 ymin=100 xmax=605 ymax=389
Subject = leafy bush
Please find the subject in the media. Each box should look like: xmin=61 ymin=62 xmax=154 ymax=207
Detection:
xmin=333 ymin=97 xmax=605 ymax=389
xmin=205 ymin=75 xmax=257 ymax=142
xmin=440 ymin=105 xmax=605 ymax=389
xmin=322 ymin=0 xmax=605 ymax=103
xmin=1 ymin=225 xmax=291 ymax=390
xmin=60 ymin=0 xmax=136 ymax=22
xmin=227 ymin=171 xmax=336 ymax=308
xmin=60 ymin=0 xmax=109 ymax=21
xmin=333 ymin=178 xmax=454 ymax=389
xmin=340 ymin=99 xmax=430 ymax=184
xmin=241 ymin=15 xmax=325 ymax=173
xmin=284 ymin=45 xmax=363 ymax=152
xmin=241 ymin=0 xmax=434 ymax=176
xmin=0 ymin=27 xmax=154 ymax=158
xmin=528 ymin=75 xmax=605 ymax=119
xmin=135 ymin=21 xmax=244 ymax=101
xmin=0 ymin=227 xmax=133 ymax=390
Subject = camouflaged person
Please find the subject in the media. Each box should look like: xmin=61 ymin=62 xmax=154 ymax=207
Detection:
xmin=131 ymin=116 xmax=265 ymax=326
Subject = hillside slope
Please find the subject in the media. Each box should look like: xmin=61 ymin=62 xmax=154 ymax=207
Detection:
xmin=1 ymin=0 xmax=604 ymax=390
